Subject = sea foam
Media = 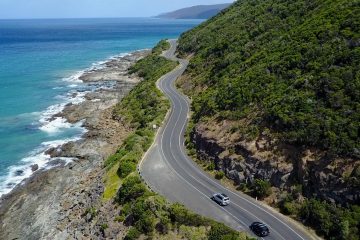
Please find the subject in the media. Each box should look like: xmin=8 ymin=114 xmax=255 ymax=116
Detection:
xmin=0 ymin=138 xmax=79 ymax=197
xmin=0 ymin=52 xmax=128 ymax=198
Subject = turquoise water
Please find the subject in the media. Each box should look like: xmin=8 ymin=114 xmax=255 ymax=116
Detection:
xmin=0 ymin=18 xmax=201 ymax=196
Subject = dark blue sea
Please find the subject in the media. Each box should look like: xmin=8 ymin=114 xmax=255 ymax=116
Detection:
xmin=0 ymin=18 xmax=202 ymax=196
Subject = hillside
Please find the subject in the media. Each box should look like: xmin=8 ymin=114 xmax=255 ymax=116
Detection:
xmin=157 ymin=4 xmax=231 ymax=19
xmin=177 ymin=0 xmax=359 ymax=239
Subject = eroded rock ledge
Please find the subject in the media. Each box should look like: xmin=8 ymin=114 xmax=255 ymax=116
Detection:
xmin=190 ymin=119 xmax=360 ymax=205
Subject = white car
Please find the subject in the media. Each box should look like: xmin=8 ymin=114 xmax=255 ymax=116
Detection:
xmin=211 ymin=193 xmax=230 ymax=206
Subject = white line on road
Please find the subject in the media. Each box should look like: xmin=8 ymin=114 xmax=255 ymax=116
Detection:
xmin=158 ymin=67 xmax=249 ymax=230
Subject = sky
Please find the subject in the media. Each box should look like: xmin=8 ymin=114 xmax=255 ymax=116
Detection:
xmin=0 ymin=0 xmax=234 ymax=19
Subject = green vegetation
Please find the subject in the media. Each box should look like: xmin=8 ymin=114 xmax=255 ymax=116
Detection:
xmin=178 ymin=0 xmax=360 ymax=156
xmin=279 ymin=198 xmax=360 ymax=240
xmin=100 ymin=223 xmax=109 ymax=232
xmin=214 ymin=171 xmax=225 ymax=180
xmin=103 ymin=161 xmax=122 ymax=200
xmin=151 ymin=39 xmax=171 ymax=55
xmin=113 ymin=41 xmax=176 ymax=129
xmin=178 ymin=2 xmax=359 ymax=238
xmin=208 ymin=222 xmax=246 ymax=240
xmin=118 ymin=175 xmax=251 ymax=239
xmin=84 ymin=207 xmax=98 ymax=221
xmin=251 ymin=179 xmax=272 ymax=200
xmin=103 ymin=40 xmax=252 ymax=239
xmin=124 ymin=227 xmax=141 ymax=240
xmin=103 ymin=40 xmax=176 ymax=199
xmin=206 ymin=162 xmax=215 ymax=171
xmin=177 ymin=225 xmax=207 ymax=239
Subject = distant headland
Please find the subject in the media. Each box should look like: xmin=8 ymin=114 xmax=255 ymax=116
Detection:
xmin=156 ymin=3 xmax=231 ymax=19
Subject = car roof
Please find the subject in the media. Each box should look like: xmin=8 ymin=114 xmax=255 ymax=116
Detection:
xmin=252 ymin=222 xmax=269 ymax=229
xmin=221 ymin=193 xmax=229 ymax=198
xmin=214 ymin=193 xmax=229 ymax=199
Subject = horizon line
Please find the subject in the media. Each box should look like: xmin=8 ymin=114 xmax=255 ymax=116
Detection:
xmin=0 ymin=17 xmax=206 ymax=21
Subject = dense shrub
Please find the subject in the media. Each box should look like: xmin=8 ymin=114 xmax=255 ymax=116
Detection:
xmin=156 ymin=215 xmax=171 ymax=234
xmin=215 ymin=171 xmax=225 ymax=180
xmin=114 ymin=215 xmax=125 ymax=222
xmin=104 ymin=149 xmax=127 ymax=168
xmin=115 ymin=53 xmax=175 ymax=129
xmin=151 ymin=39 xmax=171 ymax=55
xmin=251 ymin=179 xmax=272 ymax=199
xmin=124 ymin=227 xmax=141 ymax=240
xmin=113 ymin=40 xmax=175 ymax=130
xmin=117 ymin=175 xmax=148 ymax=204
xmin=117 ymin=160 xmax=136 ymax=178
xmin=207 ymin=162 xmax=215 ymax=171
xmin=208 ymin=222 xmax=243 ymax=240
xmin=299 ymin=199 xmax=360 ymax=240
xmin=279 ymin=200 xmax=301 ymax=216
xmin=135 ymin=210 xmax=156 ymax=234
xmin=169 ymin=203 xmax=208 ymax=227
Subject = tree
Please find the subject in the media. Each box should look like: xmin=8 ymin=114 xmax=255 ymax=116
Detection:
xmin=251 ymin=179 xmax=272 ymax=199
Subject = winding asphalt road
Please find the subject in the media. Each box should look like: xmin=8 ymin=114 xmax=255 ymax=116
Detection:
xmin=140 ymin=40 xmax=315 ymax=240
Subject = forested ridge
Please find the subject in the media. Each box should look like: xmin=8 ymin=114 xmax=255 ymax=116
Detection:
xmin=178 ymin=0 xmax=360 ymax=156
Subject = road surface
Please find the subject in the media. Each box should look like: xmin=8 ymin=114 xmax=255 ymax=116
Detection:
xmin=140 ymin=40 xmax=314 ymax=240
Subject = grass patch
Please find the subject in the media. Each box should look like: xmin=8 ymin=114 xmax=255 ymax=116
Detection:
xmin=103 ymin=162 xmax=122 ymax=200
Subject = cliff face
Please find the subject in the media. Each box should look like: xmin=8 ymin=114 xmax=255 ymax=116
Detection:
xmin=190 ymin=119 xmax=359 ymax=205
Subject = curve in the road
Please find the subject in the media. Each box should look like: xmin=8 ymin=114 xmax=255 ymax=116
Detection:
xmin=140 ymin=39 xmax=315 ymax=240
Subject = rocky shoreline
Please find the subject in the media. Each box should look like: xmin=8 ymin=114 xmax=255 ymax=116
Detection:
xmin=0 ymin=50 xmax=150 ymax=240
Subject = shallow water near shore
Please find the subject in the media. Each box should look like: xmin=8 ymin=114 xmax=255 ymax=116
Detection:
xmin=0 ymin=18 xmax=202 ymax=196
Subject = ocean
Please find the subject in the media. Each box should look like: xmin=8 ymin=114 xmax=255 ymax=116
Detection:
xmin=0 ymin=18 xmax=202 ymax=196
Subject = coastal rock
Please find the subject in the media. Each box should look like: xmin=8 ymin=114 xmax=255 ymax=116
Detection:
xmin=15 ymin=170 xmax=24 ymax=176
xmin=31 ymin=164 xmax=39 ymax=172
xmin=79 ymin=50 xmax=150 ymax=83
xmin=0 ymin=49 xmax=149 ymax=240
xmin=46 ymin=147 xmax=62 ymax=158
